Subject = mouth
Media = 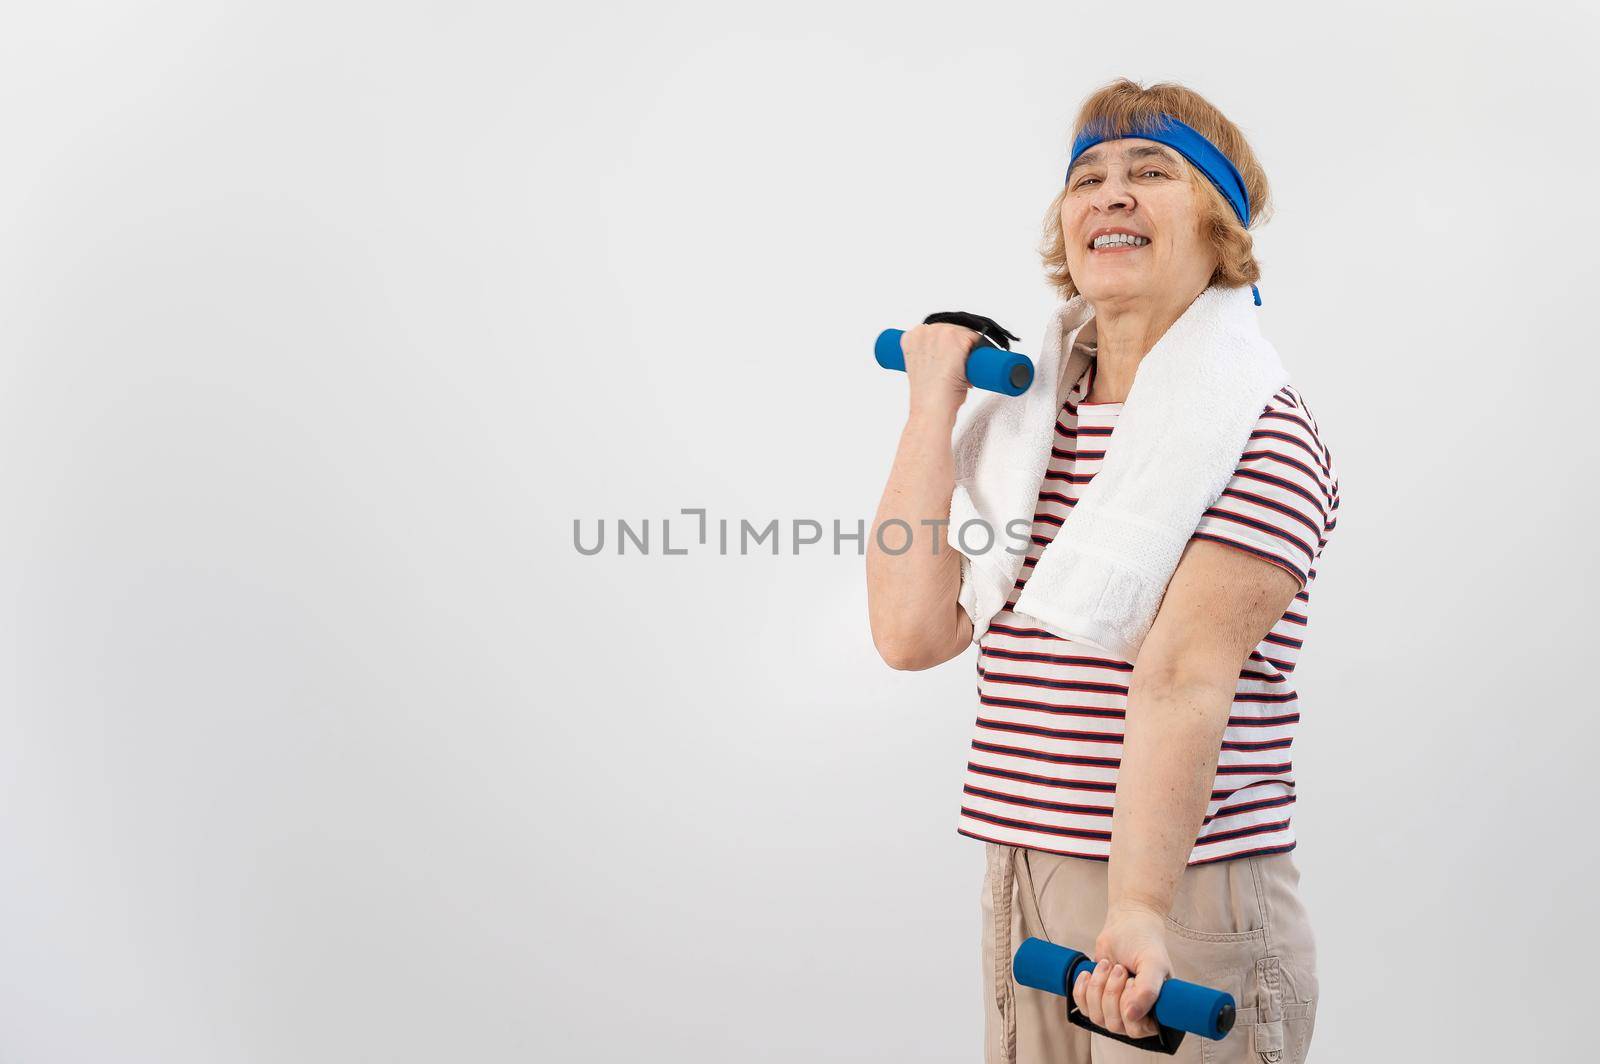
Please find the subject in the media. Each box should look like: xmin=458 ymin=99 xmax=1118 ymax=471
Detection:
xmin=1088 ymin=235 xmax=1151 ymax=254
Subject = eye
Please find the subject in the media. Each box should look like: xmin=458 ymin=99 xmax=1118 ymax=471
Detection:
xmin=1074 ymin=168 xmax=1166 ymax=190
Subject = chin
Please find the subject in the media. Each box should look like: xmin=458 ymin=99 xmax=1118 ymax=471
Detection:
xmin=1079 ymin=277 xmax=1148 ymax=303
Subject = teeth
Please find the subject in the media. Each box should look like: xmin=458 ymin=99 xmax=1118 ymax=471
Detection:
xmin=1092 ymin=233 xmax=1149 ymax=249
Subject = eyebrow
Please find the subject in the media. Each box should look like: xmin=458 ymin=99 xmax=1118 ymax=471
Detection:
xmin=1067 ymin=144 xmax=1183 ymax=178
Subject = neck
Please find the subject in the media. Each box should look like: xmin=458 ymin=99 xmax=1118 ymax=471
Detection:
xmin=1083 ymin=287 xmax=1206 ymax=403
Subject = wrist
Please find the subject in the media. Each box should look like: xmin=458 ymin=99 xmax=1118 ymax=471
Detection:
xmin=905 ymin=403 xmax=959 ymax=432
xmin=1106 ymin=895 xmax=1170 ymax=921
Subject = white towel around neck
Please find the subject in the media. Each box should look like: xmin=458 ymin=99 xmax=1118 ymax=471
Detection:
xmin=946 ymin=282 xmax=1289 ymax=663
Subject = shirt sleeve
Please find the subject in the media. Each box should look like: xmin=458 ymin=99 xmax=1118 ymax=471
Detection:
xmin=1189 ymin=394 xmax=1340 ymax=589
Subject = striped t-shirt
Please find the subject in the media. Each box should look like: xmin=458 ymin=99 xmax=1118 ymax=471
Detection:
xmin=956 ymin=357 xmax=1341 ymax=866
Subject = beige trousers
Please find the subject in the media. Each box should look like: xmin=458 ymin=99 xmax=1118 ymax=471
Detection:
xmin=981 ymin=844 xmax=1318 ymax=1063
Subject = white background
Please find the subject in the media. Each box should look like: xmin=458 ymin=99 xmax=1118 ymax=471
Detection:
xmin=4 ymin=2 xmax=1598 ymax=1060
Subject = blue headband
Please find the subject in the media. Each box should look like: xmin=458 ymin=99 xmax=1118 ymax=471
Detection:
xmin=1068 ymin=113 xmax=1261 ymax=306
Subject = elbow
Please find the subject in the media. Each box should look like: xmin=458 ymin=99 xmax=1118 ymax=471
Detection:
xmin=866 ymin=580 xmax=970 ymax=671
xmin=1133 ymin=651 xmax=1243 ymax=703
xmin=876 ymin=637 xmax=938 ymax=672
xmin=871 ymin=624 xmax=960 ymax=672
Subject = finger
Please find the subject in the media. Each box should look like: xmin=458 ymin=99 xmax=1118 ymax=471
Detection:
xmin=1083 ymin=957 xmax=1111 ymax=1027
xmin=1122 ymin=972 xmax=1163 ymax=1038
xmin=1100 ymin=964 xmax=1129 ymax=1034
xmin=1072 ymin=969 xmax=1089 ymax=1015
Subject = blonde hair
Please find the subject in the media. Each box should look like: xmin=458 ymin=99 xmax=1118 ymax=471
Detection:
xmin=1040 ymin=78 xmax=1273 ymax=302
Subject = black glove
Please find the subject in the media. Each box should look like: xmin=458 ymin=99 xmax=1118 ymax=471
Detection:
xmin=921 ymin=311 xmax=1022 ymax=352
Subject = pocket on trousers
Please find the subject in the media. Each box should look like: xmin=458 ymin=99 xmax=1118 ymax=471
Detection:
xmin=1162 ymin=856 xmax=1268 ymax=943
xmin=1163 ymin=916 xmax=1268 ymax=945
xmin=1195 ymin=955 xmax=1314 ymax=1064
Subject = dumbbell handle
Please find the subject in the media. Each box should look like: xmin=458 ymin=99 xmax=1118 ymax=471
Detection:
xmin=874 ymin=328 xmax=1034 ymax=396
xmin=1013 ymin=937 xmax=1236 ymax=1055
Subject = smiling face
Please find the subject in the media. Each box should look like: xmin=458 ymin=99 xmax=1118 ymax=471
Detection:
xmin=1060 ymin=137 xmax=1220 ymax=307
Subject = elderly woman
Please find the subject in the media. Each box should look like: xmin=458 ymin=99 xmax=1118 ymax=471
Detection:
xmin=866 ymin=79 xmax=1339 ymax=1064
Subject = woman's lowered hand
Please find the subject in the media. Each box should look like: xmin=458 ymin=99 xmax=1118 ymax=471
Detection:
xmin=1071 ymin=906 xmax=1172 ymax=1040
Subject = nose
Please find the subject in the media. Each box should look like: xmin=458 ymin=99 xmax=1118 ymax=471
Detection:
xmin=1091 ymin=178 xmax=1134 ymax=213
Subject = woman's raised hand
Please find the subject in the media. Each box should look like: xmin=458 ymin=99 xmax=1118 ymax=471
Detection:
xmin=897 ymin=323 xmax=980 ymax=420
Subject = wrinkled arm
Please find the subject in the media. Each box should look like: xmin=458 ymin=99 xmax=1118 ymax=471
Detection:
xmin=865 ymin=406 xmax=973 ymax=671
xmin=1107 ymin=538 xmax=1302 ymax=918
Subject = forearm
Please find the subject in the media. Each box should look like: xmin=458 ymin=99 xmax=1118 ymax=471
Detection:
xmin=1105 ymin=675 xmax=1234 ymax=917
xmin=865 ymin=407 xmax=970 ymax=668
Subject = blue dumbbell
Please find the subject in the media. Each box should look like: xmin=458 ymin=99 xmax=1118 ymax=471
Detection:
xmin=1013 ymin=937 xmax=1236 ymax=1055
xmin=874 ymin=328 xmax=1035 ymax=396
